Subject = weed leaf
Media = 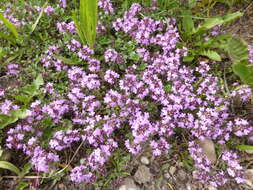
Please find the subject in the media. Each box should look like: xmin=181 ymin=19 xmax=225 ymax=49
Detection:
xmin=0 ymin=161 xmax=21 ymax=175
xmin=199 ymin=50 xmax=221 ymax=61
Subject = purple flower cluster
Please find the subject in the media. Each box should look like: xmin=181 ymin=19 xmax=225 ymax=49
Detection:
xmin=6 ymin=64 xmax=19 ymax=75
xmin=230 ymin=85 xmax=252 ymax=103
xmin=98 ymin=0 xmax=114 ymax=15
xmin=0 ymin=100 xmax=19 ymax=115
xmin=189 ymin=141 xmax=228 ymax=187
xmin=49 ymin=130 xmax=81 ymax=151
xmin=56 ymin=21 xmax=76 ymax=34
xmin=104 ymin=49 xmax=120 ymax=63
xmin=41 ymin=45 xmax=68 ymax=71
xmin=229 ymin=118 xmax=253 ymax=137
xmin=222 ymin=150 xmax=245 ymax=184
xmin=35 ymin=6 xmax=55 ymax=16
xmin=59 ymin=0 xmax=67 ymax=8
xmin=0 ymin=89 xmax=5 ymax=97
xmin=104 ymin=69 xmax=120 ymax=84
xmin=42 ymin=99 xmax=69 ymax=123
xmin=3 ymin=2 xmax=253 ymax=187
xmin=6 ymin=125 xmax=59 ymax=173
xmin=0 ymin=8 xmax=25 ymax=27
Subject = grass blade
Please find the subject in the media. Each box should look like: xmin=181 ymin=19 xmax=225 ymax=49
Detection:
xmin=72 ymin=12 xmax=86 ymax=44
xmin=0 ymin=12 xmax=18 ymax=38
xmin=235 ymin=145 xmax=253 ymax=151
xmin=79 ymin=0 xmax=98 ymax=48
xmin=31 ymin=1 xmax=48 ymax=33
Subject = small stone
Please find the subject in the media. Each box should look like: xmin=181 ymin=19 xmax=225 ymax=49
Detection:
xmin=169 ymin=166 xmax=176 ymax=175
xmin=186 ymin=183 xmax=192 ymax=190
xmin=140 ymin=156 xmax=150 ymax=165
xmin=58 ymin=184 xmax=66 ymax=190
xmin=245 ymin=169 xmax=253 ymax=182
xmin=177 ymin=170 xmax=187 ymax=182
xmin=245 ymin=149 xmax=253 ymax=154
xmin=207 ymin=186 xmax=218 ymax=190
xmin=198 ymin=139 xmax=217 ymax=164
xmin=164 ymin=172 xmax=171 ymax=179
xmin=119 ymin=178 xmax=140 ymax=190
xmin=119 ymin=185 xmax=127 ymax=190
xmin=134 ymin=165 xmax=152 ymax=184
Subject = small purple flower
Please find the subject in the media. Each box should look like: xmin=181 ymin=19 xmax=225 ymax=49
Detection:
xmin=104 ymin=70 xmax=120 ymax=84
xmin=104 ymin=49 xmax=119 ymax=63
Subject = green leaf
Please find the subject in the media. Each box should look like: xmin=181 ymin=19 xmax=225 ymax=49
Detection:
xmin=222 ymin=11 xmax=243 ymax=23
xmin=195 ymin=34 xmax=232 ymax=50
xmin=182 ymin=10 xmax=194 ymax=34
xmin=0 ymin=32 xmax=17 ymax=44
xmin=79 ymin=0 xmax=98 ymax=48
xmin=53 ymin=55 xmax=83 ymax=65
xmin=164 ymin=84 xmax=172 ymax=93
xmin=232 ymin=61 xmax=253 ymax=85
xmin=199 ymin=50 xmax=221 ymax=61
xmin=15 ymin=74 xmax=44 ymax=105
xmin=235 ymin=145 xmax=253 ymax=150
xmin=129 ymin=52 xmax=139 ymax=61
xmin=0 ymin=12 xmax=18 ymax=38
xmin=72 ymin=12 xmax=86 ymax=45
xmin=137 ymin=63 xmax=147 ymax=71
xmin=0 ymin=161 xmax=21 ymax=175
xmin=183 ymin=54 xmax=195 ymax=62
xmin=192 ymin=12 xmax=243 ymax=34
xmin=0 ymin=48 xmax=5 ymax=61
xmin=20 ymin=163 xmax=32 ymax=176
xmin=16 ymin=181 xmax=29 ymax=190
xmin=228 ymin=38 xmax=249 ymax=62
xmin=0 ymin=109 xmax=30 ymax=129
xmin=188 ymin=0 xmax=197 ymax=8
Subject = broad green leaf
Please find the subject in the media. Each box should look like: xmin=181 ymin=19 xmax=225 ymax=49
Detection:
xmin=0 ymin=161 xmax=21 ymax=175
xmin=199 ymin=50 xmax=221 ymax=61
xmin=0 ymin=109 xmax=30 ymax=129
xmin=183 ymin=54 xmax=195 ymax=62
xmin=228 ymin=38 xmax=249 ymax=62
xmin=0 ymin=12 xmax=18 ymax=38
xmin=192 ymin=12 xmax=243 ymax=34
xmin=235 ymin=145 xmax=253 ymax=150
xmin=193 ymin=17 xmax=222 ymax=34
xmin=182 ymin=10 xmax=194 ymax=34
xmin=222 ymin=11 xmax=243 ymax=23
xmin=232 ymin=61 xmax=253 ymax=85
xmin=11 ymin=109 xmax=30 ymax=120
xmin=31 ymin=1 xmax=48 ymax=33
xmin=195 ymin=34 xmax=232 ymax=49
